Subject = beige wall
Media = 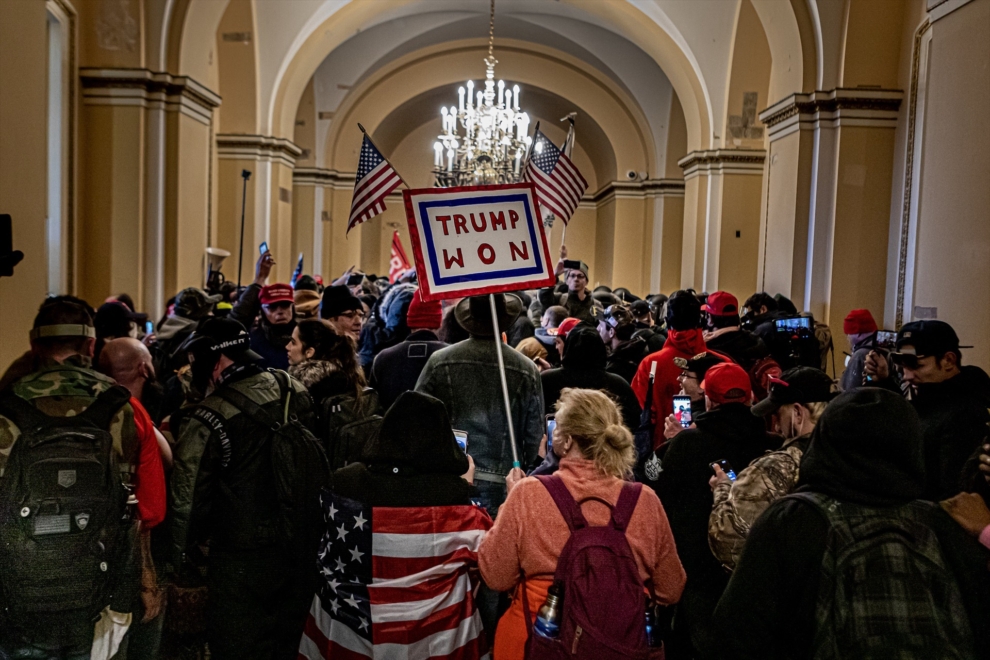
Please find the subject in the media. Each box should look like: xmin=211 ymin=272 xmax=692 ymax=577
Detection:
xmin=717 ymin=173 xmax=764 ymax=300
xmin=0 ymin=0 xmax=49 ymax=368
xmin=216 ymin=0 xmax=258 ymax=134
xmin=164 ymin=113 xmax=212 ymax=294
xmin=910 ymin=0 xmax=990 ymax=369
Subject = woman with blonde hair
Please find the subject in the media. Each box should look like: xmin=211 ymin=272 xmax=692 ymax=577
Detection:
xmin=478 ymin=388 xmax=686 ymax=658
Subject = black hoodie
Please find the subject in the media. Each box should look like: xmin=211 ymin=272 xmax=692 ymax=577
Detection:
xmin=540 ymin=327 xmax=641 ymax=431
xmin=714 ymin=388 xmax=990 ymax=660
xmin=332 ymin=391 xmax=475 ymax=507
xmin=605 ymin=335 xmax=649 ymax=384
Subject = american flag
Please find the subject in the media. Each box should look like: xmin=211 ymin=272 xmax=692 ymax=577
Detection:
xmin=522 ymin=128 xmax=588 ymax=225
xmin=348 ymin=135 xmax=404 ymax=234
xmin=299 ymin=491 xmax=493 ymax=660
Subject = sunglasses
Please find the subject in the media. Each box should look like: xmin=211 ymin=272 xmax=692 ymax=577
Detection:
xmin=891 ymin=352 xmax=930 ymax=370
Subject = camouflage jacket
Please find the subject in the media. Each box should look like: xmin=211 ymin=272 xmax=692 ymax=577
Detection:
xmin=0 ymin=355 xmax=139 ymax=481
xmin=708 ymin=434 xmax=811 ymax=571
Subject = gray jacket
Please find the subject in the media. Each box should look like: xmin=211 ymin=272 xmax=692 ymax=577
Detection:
xmin=415 ymin=337 xmax=543 ymax=480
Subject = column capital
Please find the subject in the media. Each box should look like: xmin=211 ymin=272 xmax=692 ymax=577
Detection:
xmin=79 ymin=68 xmax=220 ymax=124
xmin=677 ymin=149 xmax=766 ymax=179
xmin=760 ymin=88 xmax=903 ymax=140
xmin=216 ymin=134 xmax=303 ymax=168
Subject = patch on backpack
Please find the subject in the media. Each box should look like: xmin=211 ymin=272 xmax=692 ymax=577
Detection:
xmin=644 ymin=454 xmax=662 ymax=481
xmin=74 ymin=513 xmax=90 ymax=530
xmin=57 ymin=469 xmax=77 ymax=489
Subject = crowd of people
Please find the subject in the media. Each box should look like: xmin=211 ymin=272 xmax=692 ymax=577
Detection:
xmin=0 ymin=245 xmax=988 ymax=660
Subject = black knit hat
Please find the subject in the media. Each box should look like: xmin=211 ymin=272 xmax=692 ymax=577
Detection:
xmin=665 ymin=290 xmax=702 ymax=331
xmin=320 ymin=285 xmax=363 ymax=319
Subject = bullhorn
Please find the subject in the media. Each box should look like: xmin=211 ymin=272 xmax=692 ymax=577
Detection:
xmin=205 ymin=247 xmax=231 ymax=293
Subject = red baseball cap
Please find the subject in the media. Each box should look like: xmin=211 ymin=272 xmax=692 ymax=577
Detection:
xmin=259 ymin=283 xmax=294 ymax=305
xmin=552 ymin=317 xmax=581 ymax=339
xmin=703 ymin=291 xmax=738 ymax=317
xmin=843 ymin=309 xmax=877 ymax=335
xmin=701 ymin=362 xmax=752 ymax=405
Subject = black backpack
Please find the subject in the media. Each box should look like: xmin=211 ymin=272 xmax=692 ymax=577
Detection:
xmin=215 ymin=370 xmax=331 ymax=561
xmin=320 ymin=388 xmax=382 ymax=470
xmin=0 ymin=386 xmax=133 ymax=628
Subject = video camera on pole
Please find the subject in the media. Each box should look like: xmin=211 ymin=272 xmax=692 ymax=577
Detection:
xmin=774 ymin=315 xmax=822 ymax=369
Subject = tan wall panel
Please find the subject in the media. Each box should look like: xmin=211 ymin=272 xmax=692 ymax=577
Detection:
xmin=761 ymin=130 xmax=813 ymax=298
xmin=294 ymin=79 xmax=317 ymax=168
xmin=717 ymin=174 xmax=763 ymax=300
xmin=594 ymin=199 xmax=617 ymax=289
xmin=292 ymin=184 xmax=316 ymax=277
xmin=911 ymin=0 xmax=990 ymax=370
xmin=270 ymin=162 xmax=294 ymax=283
xmin=611 ymin=197 xmax=648 ymax=294
xmin=78 ymin=104 xmax=146 ymax=305
xmin=216 ymin=0 xmax=258 ymax=134
xmin=77 ymin=0 xmax=144 ymax=69
xmin=165 ymin=114 xmax=211 ymax=294
xmin=680 ymin=175 xmax=703 ymax=289
xmin=840 ymin=0 xmax=906 ymax=89
xmin=0 ymin=0 xmax=49 ymax=370
xmin=827 ymin=126 xmax=896 ymax=357
xmin=723 ymin=0 xmax=772 ymax=150
xmin=665 ymin=96 xmax=688 ymax=179
xmin=658 ymin=195 xmax=685 ymax=294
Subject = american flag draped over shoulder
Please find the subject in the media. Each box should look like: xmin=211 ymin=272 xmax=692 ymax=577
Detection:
xmin=347 ymin=135 xmax=404 ymax=235
xmin=522 ymin=128 xmax=588 ymax=226
xmin=299 ymin=492 xmax=493 ymax=659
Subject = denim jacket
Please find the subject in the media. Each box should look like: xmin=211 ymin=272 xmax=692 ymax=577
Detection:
xmin=415 ymin=337 xmax=543 ymax=480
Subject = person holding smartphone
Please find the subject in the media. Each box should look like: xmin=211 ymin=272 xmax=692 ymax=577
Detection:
xmin=537 ymin=244 xmax=595 ymax=324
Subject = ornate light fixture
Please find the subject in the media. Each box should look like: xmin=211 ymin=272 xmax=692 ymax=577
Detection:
xmin=432 ymin=0 xmax=531 ymax=187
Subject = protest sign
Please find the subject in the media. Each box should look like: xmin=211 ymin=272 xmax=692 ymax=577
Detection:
xmin=403 ymin=183 xmax=556 ymax=301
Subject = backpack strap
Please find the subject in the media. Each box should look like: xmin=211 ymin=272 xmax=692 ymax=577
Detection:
xmin=214 ymin=373 xmax=279 ymax=430
xmin=270 ymin=369 xmax=293 ymax=425
xmin=536 ymin=474 xmax=588 ymax=531
xmin=77 ymin=386 xmax=132 ymax=428
xmin=0 ymin=393 xmax=51 ymax=433
xmin=610 ymin=482 xmax=643 ymax=532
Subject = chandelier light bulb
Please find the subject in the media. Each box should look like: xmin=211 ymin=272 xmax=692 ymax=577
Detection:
xmin=458 ymin=87 xmax=465 ymax=112
xmin=513 ymin=85 xmax=520 ymax=110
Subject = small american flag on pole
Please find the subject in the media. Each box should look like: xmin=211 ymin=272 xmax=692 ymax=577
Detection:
xmin=522 ymin=128 xmax=588 ymax=226
xmin=298 ymin=492 xmax=493 ymax=659
xmin=347 ymin=134 xmax=404 ymax=235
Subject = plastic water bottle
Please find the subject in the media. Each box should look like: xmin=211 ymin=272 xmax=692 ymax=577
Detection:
xmin=644 ymin=597 xmax=661 ymax=648
xmin=534 ymin=583 xmax=563 ymax=639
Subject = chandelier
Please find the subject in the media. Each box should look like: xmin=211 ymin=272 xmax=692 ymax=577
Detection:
xmin=432 ymin=0 xmax=531 ymax=187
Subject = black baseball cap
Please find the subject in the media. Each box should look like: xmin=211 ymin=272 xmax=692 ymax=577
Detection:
xmin=631 ymin=300 xmax=651 ymax=318
xmin=752 ymin=366 xmax=836 ymax=417
xmin=673 ymin=351 xmax=727 ymax=381
xmin=895 ymin=320 xmax=968 ymax=357
xmin=182 ymin=317 xmax=262 ymax=363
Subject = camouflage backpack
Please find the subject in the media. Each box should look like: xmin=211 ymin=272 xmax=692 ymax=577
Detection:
xmin=789 ymin=493 xmax=974 ymax=660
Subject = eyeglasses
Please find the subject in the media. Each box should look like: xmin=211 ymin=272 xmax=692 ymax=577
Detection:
xmin=678 ymin=371 xmax=697 ymax=381
xmin=891 ymin=352 xmax=930 ymax=370
xmin=338 ymin=310 xmax=366 ymax=321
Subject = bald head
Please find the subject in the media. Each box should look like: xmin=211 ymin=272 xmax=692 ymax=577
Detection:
xmin=99 ymin=338 xmax=154 ymax=399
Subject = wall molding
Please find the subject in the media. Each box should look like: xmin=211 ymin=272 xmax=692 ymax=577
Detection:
xmin=216 ymin=134 xmax=303 ymax=168
xmin=678 ymin=149 xmax=766 ymax=179
xmin=293 ymin=167 xmax=355 ymax=188
xmin=591 ymin=179 xmax=686 ymax=204
xmin=760 ymin=88 xmax=903 ymax=140
xmin=79 ymin=68 xmax=221 ymax=125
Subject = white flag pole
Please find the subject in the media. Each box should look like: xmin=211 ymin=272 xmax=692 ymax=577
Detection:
xmin=558 ymin=114 xmax=576 ymax=254
xmin=490 ymin=293 xmax=521 ymax=469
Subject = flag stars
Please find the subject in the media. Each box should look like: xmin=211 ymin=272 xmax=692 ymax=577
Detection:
xmin=327 ymin=503 xmax=338 ymax=520
xmin=353 ymin=512 xmax=367 ymax=530
xmin=344 ymin=595 xmax=361 ymax=610
xmin=335 ymin=557 xmax=347 ymax=573
xmin=358 ymin=617 xmax=369 ymax=632
xmin=336 ymin=524 xmax=349 ymax=541
xmin=349 ymin=546 xmax=365 ymax=563
xmin=327 ymin=578 xmax=340 ymax=592
xmin=329 ymin=598 xmax=340 ymax=615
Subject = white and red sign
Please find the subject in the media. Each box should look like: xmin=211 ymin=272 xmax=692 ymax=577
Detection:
xmin=403 ymin=183 xmax=556 ymax=301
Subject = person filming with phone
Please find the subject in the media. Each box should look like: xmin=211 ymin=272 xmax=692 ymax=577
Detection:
xmin=708 ymin=367 xmax=835 ymax=571
xmin=643 ymin=362 xmax=779 ymax=659
xmin=229 ymin=247 xmax=297 ymax=369
xmin=538 ymin=245 xmax=595 ymax=323
xmin=866 ymin=320 xmax=990 ymax=500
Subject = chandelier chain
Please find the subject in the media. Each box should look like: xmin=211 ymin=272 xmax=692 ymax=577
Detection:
xmin=487 ymin=0 xmax=495 ymax=61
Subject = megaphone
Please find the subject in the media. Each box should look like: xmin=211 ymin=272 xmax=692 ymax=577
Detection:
xmin=205 ymin=247 xmax=231 ymax=293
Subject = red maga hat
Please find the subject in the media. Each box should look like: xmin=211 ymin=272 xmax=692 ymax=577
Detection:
xmin=259 ymin=283 xmax=294 ymax=305
xmin=703 ymin=291 xmax=739 ymax=317
xmin=701 ymin=362 xmax=753 ymax=405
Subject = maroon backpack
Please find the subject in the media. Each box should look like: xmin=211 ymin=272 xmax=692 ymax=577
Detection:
xmin=523 ymin=475 xmax=651 ymax=659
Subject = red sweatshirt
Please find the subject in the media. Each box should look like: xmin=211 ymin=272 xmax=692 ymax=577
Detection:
xmin=129 ymin=398 xmax=166 ymax=529
xmin=631 ymin=328 xmax=708 ymax=449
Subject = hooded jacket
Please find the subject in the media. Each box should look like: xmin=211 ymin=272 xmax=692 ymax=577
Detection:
xmin=357 ymin=283 xmax=416 ymax=368
xmin=704 ymin=326 xmax=769 ymax=372
xmin=912 ymin=365 xmax=990 ymax=500
xmin=288 ymin=359 xmax=353 ymax=408
xmin=630 ymin=328 xmax=709 ymax=449
xmin=332 ymin=391 xmax=476 ymax=507
xmin=839 ymin=332 xmax=876 ymax=391
xmin=540 ymin=328 xmax=642 ymax=432
xmin=605 ymin=335 xmax=649 ymax=384
xmin=369 ymin=329 xmax=448 ymax=410
xmin=713 ymin=389 xmax=990 ymax=660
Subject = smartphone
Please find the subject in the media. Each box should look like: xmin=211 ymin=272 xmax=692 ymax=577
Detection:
xmin=145 ymin=321 xmax=154 ymax=335
xmin=775 ymin=316 xmax=811 ymax=333
xmin=672 ymin=395 xmax=692 ymax=429
xmin=259 ymin=241 xmax=269 ymax=255
xmin=346 ymin=273 xmax=364 ymax=286
xmin=545 ymin=415 xmax=556 ymax=455
xmin=453 ymin=429 xmax=468 ymax=454
xmin=710 ymin=459 xmax=737 ymax=481
xmin=562 ymin=259 xmax=582 ymax=272
xmin=876 ymin=330 xmax=897 ymax=351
